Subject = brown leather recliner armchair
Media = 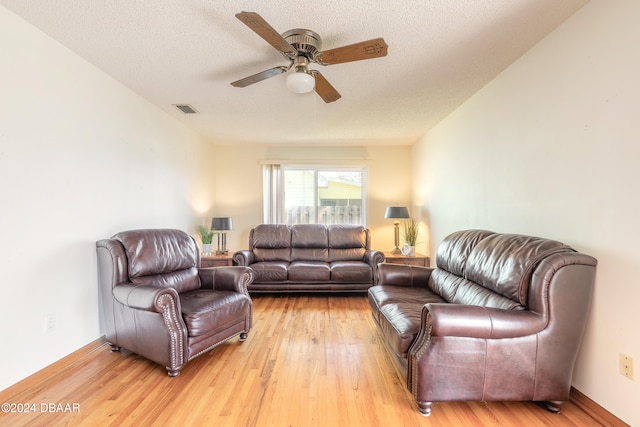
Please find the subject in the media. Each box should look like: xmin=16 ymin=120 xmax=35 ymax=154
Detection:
xmin=96 ymin=229 xmax=254 ymax=377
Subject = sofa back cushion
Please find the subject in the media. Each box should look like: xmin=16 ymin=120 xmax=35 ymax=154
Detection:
xmin=442 ymin=272 xmax=523 ymax=310
xmin=435 ymin=229 xmax=495 ymax=276
xmin=327 ymin=225 xmax=368 ymax=262
xmin=250 ymin=224 xmax=292 ymax=262
xmin=113 ymin=229 xmax=200 ymax=293
xmin=465 ymin=233 xmax=572 ymax=306
xmin=291 ymin=224 xmax=329 ymax=261
xmin=431 ymin=230 xmax=574 ymax=309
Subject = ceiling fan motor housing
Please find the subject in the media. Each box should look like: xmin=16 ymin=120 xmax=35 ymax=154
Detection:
xmin=282 ymin=29 xmax=322 ymax=61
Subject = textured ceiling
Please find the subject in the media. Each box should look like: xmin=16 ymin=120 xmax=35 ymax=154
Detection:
xmin=1 ymin=0 xmax=587 ymax=146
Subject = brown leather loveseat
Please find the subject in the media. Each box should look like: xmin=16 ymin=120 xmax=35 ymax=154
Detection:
xmin=368 ymin=229 xmax=597 ymax=416
xmin=96 ymin=229 xmax=254 ymax=376
xmin=234 ymin=224 xmax=385 ymax=292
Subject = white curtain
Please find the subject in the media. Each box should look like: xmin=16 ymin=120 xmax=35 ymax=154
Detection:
xmin=262 ymin=164 xmax=282 ymax=224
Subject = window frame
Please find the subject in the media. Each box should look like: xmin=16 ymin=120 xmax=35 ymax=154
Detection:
xmin=263 ymin=163 xmax=368 ymax=226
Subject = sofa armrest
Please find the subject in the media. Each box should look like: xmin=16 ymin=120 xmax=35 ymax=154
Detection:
xmin=424 ymin=303 xmax=545 ymax=339
xmin=113 ymin=283 xmax=181 ymax=313
xmin=365 ymin=250 xmax=386 ymax=285
xmin=365 ymin=249 xmax=385 ymax=266
xmin=233 ymin=250 xmax=254 ymax=266
xmin=198 ymin=266 xmax=254 ymax=295
xmin=377 ymin=263 xmax=433 ymax=287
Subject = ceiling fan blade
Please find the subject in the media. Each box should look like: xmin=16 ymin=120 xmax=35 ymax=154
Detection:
xmin=231 ymin=66 xmax=289 ymax=88
xmin=311 ymin=71 xmax=341 ymax=103
xmin=316 ymin=38 xmax=388 ymax=65
xmin=235 ymin=12 xmax=297 ymax=58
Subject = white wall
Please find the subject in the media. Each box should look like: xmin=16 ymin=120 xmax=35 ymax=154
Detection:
xmin=0 ymin=6 xmax=216 ymax=391
xmin=413 ymin=1 xmax=640 ymax=424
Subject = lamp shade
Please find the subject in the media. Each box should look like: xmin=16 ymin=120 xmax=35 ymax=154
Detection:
xmin=286 ymin=71 xmax=315 ymax=93
xmin=211 ymin=217 xmax=233 ymax=231
xmin=384 ymin=206 xmax=410 ymax=219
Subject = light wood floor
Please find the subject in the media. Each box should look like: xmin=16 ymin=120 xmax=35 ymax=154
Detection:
xmin=0 ymin=295 xmax=625 ymax=426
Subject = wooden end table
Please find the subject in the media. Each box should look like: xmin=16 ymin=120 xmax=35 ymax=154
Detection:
xmin=201 ymin=253 xmax=234 ymax=267
xmin=383 ymin=252 xmax=430 ymax=267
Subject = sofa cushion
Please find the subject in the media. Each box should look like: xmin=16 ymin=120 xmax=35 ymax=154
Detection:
xmin=180 ymin=289 xmax=250 ymax=337
xmin=368 ymin=285 xmax=445 ymax=324
xmin=327 ymin=225 xmax=367 ymax=261
xmin=289 ymin=261 xmax=331 ymax=281
xmin=378 ymin=303 xmax=424 ymax=358
xmin=248 ymin=261 xmax=289 ymax=282
xmin=430 ymin=269 xmax=521 ymax=310
xmin=131 ymin=268 xmax=202 ymax=294
xmin=251 ymin=224 xmax=291 ymax=262
xmin=369 ymin=285 xmax=446 ymax=309
xmin=428 ymin=269 xmax=465 ymax=302
xmin=465 ymin=233 xmax=572 ymax=306
xmin=450 ymin=278 xmax=523 ymax=310
xmin=435 ymin=229 xmax=495 ymax=276
xmin=330 ymin=261 xmax=371 ymax=283
xmin=114 ymin=229 xmax=200 ymax=293
xmin=291 ymin=224 xmax=329 ymax=262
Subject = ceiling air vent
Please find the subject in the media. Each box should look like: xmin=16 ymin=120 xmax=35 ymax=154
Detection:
xmin=173 ymin=104 xmax=198 ymax=114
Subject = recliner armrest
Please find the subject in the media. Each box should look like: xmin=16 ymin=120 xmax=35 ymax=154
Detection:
xmin=377 ymin=263 xmax=433 ymax=287
xmin=113 ymin=283 xmax=180 ymax=313
xmin=198 ymin=266 xmax=254 ymax=295
xmin=424 ymin=303 xmax=545 ymax=339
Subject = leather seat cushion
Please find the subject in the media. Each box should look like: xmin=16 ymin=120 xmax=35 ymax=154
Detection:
xmin=249 ymin=261 xmax=289 ymax=282
xmin=330 ymin=261 xmax=371 ymax=283
xmin=368 ymin=285 xmax=446 ymax=325
xmin=180 ymin=290 xmax=250 ymax=337
xmin=369 ymin=285 xmax=446 ymax=310
xmin=289 ymin=261 xmax=330 ymax=281
xmin=378 ymin=302 xmax=424 ymax=358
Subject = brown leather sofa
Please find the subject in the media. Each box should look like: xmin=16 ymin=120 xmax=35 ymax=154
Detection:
xmin=233 ymin=224 xmax=385 ymax=292
xmin=368 ymin=229 xmax=597 ymax=416
xmin=96 ymin=229 xmax=254 ymax=377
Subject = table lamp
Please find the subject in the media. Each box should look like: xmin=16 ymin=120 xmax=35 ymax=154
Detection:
xmin=211 ymin=217 xmax=233 ymax=254
xmin=384 ymin=206 xmax=410 ymax=254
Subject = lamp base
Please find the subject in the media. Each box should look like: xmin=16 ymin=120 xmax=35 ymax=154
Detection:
xmin=216 ymin=233 xmax=228 ymax=255
xmin=391 ymin=247 xmax=402 ymax=255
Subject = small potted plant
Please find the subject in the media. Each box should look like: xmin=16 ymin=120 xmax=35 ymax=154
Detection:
xmin=197 ymin=225 xmax=214 ymax=256
xmin=401 ymin=218 xmax=421 ymax=256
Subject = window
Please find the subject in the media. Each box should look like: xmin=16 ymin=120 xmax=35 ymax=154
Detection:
xmin=263 ymin=165 xmax=366 ymax=226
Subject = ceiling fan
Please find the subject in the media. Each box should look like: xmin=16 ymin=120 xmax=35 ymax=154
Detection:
xmin=230 ymin=12 xmax=388 ymax=103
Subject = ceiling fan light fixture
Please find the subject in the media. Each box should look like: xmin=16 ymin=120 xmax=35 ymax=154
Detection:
xmin=286 ymin=70 xmax=315 ymax=94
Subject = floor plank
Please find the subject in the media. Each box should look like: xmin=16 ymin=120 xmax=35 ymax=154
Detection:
xmin=0 ymin=295 xmax=624 ymax=426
